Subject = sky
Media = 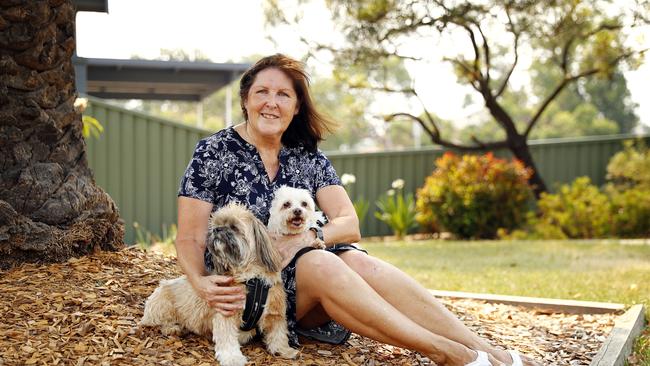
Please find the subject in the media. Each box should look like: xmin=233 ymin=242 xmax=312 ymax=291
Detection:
xmin=76 ymin=0 xmax=650 ymax=129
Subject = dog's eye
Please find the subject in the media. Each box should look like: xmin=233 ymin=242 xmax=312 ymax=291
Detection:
xmin=229 ymin=224 xmax=238 ymax=232
xmin=301 ymin=201 xmax=308 ymax=207
xmin=282 ymin=201 xmax=291 ymax=209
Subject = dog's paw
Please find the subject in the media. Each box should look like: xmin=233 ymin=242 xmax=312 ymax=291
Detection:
xmin=216 ymin=351 xmax=247 ymax=366
xmin=278 ymin=347 xmax=299 ymax=359
xmin=160 ymin=324 xmax=182 ymax=336
xmin=238 ymin=330 xmax=255 ymax=345
xmin=268 ymin=344 xmax=299 ymax=359
xmin=311 ymin=238 xmax=326 ymax=249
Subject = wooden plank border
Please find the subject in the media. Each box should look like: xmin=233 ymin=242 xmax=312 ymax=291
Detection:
xmin=589 ymin=304 xmax=646 ymax=366
xmin=428 ymin=290 xmax=646 ymax=366
xmin=429 ymin=290 xmax=626 ymax=314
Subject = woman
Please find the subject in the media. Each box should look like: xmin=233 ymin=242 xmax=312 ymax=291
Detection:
xmin=176 ymin=54 xmax=540 ymax=366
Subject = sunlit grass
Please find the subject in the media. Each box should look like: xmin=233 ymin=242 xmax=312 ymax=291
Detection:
xmin=365 ymin=240 xmax=650 ymax=305
xmin=364 ymin=239 xmax=650 ymax=364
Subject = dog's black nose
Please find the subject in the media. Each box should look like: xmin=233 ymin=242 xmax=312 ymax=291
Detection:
xmin=292 ymin=208 xmax=302 ymax=216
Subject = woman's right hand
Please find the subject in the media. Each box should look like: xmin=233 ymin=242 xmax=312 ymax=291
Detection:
xmin=192 ymin=275 xmax=245 ymax=316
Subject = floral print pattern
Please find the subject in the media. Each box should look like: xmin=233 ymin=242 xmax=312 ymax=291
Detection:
xmin=179 ymin=127 xmax=341 ymax=224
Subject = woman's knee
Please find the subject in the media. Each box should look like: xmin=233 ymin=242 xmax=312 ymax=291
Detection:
xmin=339 ymin=250 xmax=382 ymax=279
xmin=296 ymin=250 xmax=347 ymax=280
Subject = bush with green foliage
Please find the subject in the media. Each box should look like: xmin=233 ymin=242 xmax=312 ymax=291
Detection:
xmin=608 ymin=187 xmax=650 ymax=237
xmin=505 ymin=139 xmax=650 ymax=239
xmin=417 ymin=152 xmax=533 ymax=239
xmin=606 ymin=140 xmax=650 ymax=188
xmin=536 ymin=177 xmax=612 ymax=239
xmin=606 ymin=140 xmax=650 ymax=238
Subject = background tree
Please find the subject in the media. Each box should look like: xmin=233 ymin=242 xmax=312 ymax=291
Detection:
xmin=312 ymin=75 xmax=377 ymax=151
xmin=266 ymin=0 xmax=649 ymax=197
xmin=0 ymin=0 xmax=123 ymax=269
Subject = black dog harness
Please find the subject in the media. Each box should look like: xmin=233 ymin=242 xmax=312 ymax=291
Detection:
xmin=239 ymin=278 xmax=272 ymax=331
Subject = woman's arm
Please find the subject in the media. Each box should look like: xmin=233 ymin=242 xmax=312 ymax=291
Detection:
xmin=176 ymin=196 xmax=244 ymax=316
xmin=316 ymin=185 xmax=361 ymax=245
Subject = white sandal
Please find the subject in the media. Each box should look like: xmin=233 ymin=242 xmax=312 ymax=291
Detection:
xmin=465 ymin=350 xmax=492 ymax=366
xmin=507 ymin=350 xmax=523 ymax=366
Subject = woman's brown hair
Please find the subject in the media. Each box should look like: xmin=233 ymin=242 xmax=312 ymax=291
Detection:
xmin=239 ymin=54 xmax=337 ymax=152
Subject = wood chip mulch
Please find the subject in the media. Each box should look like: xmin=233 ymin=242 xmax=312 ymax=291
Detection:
xmin=0 ymin=248 xmax=618 ymax=366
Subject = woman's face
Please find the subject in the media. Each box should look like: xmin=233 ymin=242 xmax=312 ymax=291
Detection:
xmin=244 ymin=67 xmax=299 ymax=139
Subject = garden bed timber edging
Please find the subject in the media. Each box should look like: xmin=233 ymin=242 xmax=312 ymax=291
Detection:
xmin=429 ymin=290 xmax=647 ymax=366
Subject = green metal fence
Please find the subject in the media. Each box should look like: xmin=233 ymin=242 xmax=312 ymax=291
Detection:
xmin=328 ymin=134 xmax=650 ymax=236
xmin=84 ymin=99 xmax=649 ymax=241
xmin=85 ymin=98 xmax=211 ymax=244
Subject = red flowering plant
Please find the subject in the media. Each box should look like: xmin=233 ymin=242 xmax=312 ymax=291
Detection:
xmin=416 ymin=152 xmax=533 ymax=239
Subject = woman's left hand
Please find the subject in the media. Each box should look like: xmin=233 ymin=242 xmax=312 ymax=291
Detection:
xmin=270 ymin=230 xmax=323 ymax=268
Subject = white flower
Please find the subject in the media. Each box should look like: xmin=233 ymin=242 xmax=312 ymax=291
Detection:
xmin=74 ymin=97 xmax=88 ymax=112
xmin=341 ymin=173 xmax=356 ymax=186
xmin=391 ymin=179 xmax=405 ymax=190
xmin=387 ymin=189 xmax=395 ymax=196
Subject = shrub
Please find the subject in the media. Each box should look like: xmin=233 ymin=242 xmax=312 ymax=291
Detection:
xmin=504 ymin=139 xmax=650 ymax=240
xmin=606 ymin=140 xmax=650 ymax=237
xmin=608 ymin=186 xmax=650 ymax=238
xmin=417 ymin=152 xmax=533 ymax=239
xmin=534 ymin=177 xmax=612 ymax=238
xmin=606 ymin=140 xmax=650 ymax=189
xmin=375 ymin=179 xmax=418 ymax=239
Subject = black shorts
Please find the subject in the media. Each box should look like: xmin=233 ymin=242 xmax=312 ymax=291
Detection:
xmin=281 ymin=244 xmax=367 ymax=348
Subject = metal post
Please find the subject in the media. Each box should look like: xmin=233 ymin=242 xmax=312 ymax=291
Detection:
xmin=225 ymin=82 xmax=232 ymax=127
xmin=412 ymin=121 xmax=421 ymax=148
xmin=197 ymin=101 xmax=204 ymax=128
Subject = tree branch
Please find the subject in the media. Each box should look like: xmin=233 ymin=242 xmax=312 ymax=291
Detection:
xmin=385 ymin=112 xmax=509 ymax=151
xmin=476 ymin=22 xmax=491 ymax=85
xmin=463 ymin=25 xmax=483 ymax=80
xmin=410 ymin=88 xmax=440 ymax=137
xmin=496 ymin=8 xmax=519 ymax=97
xmin=445 ymin=58 xmax=481 ymax=91
xmin=524 ymin=47 xmax=646 ymax=138
xmin=378 ymin=16 xmax=436 ymax=42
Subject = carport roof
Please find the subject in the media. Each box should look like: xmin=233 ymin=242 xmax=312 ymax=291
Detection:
xmin=74 ymin=0 xmax=108 ymax=12
xmin=74 ymin=57 xmax=251 ymax=101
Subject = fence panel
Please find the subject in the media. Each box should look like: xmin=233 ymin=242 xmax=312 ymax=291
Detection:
xmin=85 ymin=98 xmax=210 ymax=244
xmin=328 ymin=135 xmax=650 ymax=237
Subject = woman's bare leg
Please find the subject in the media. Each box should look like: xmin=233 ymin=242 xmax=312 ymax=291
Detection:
xmin=338 ymin=250 xmax=538 ymax=365
xmin=294 ymin=250 xmax=497 ymax=366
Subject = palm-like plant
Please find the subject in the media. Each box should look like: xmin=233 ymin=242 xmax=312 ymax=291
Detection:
xmin=375 ymin=180 xmax=418 ymax=239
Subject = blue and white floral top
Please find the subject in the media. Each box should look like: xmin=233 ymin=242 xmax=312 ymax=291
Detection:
xmin=178 ymin=127 xmax=341 ymax=223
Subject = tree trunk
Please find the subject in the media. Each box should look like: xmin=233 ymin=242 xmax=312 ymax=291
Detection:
xmin=0 ymin=0 xmax=124 ymax=270
xmin=483 ymin=91 xmax=548 ymax=199
xmin=509 ymin=135 xmax=548 ymax=199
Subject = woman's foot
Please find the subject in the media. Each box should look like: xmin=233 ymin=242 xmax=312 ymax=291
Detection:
xmin=489 ymin=349 xmax=542 ymax=366
xmin=446 ymin=349 xmax=506 ymax=366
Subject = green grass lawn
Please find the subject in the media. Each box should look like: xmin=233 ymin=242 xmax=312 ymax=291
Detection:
xmin=364 ymin=239 xmax=650 ymax=364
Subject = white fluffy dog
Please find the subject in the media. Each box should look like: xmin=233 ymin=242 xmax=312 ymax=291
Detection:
xmin=268 ymin=186 xmax=325 ymax=250
xmin=140 ymin=203 xmax=297 ymax=366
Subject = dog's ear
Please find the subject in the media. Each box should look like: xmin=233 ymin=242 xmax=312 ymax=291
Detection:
xmin=251 ymin=218 xmax=282 ymax=272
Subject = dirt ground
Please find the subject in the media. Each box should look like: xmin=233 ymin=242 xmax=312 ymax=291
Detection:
xmin=0 ymin=248 xmax=618 ymax=365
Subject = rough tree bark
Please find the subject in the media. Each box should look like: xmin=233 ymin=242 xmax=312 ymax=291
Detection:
xmin=0 ymin=0 xmax=124 ymax=270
